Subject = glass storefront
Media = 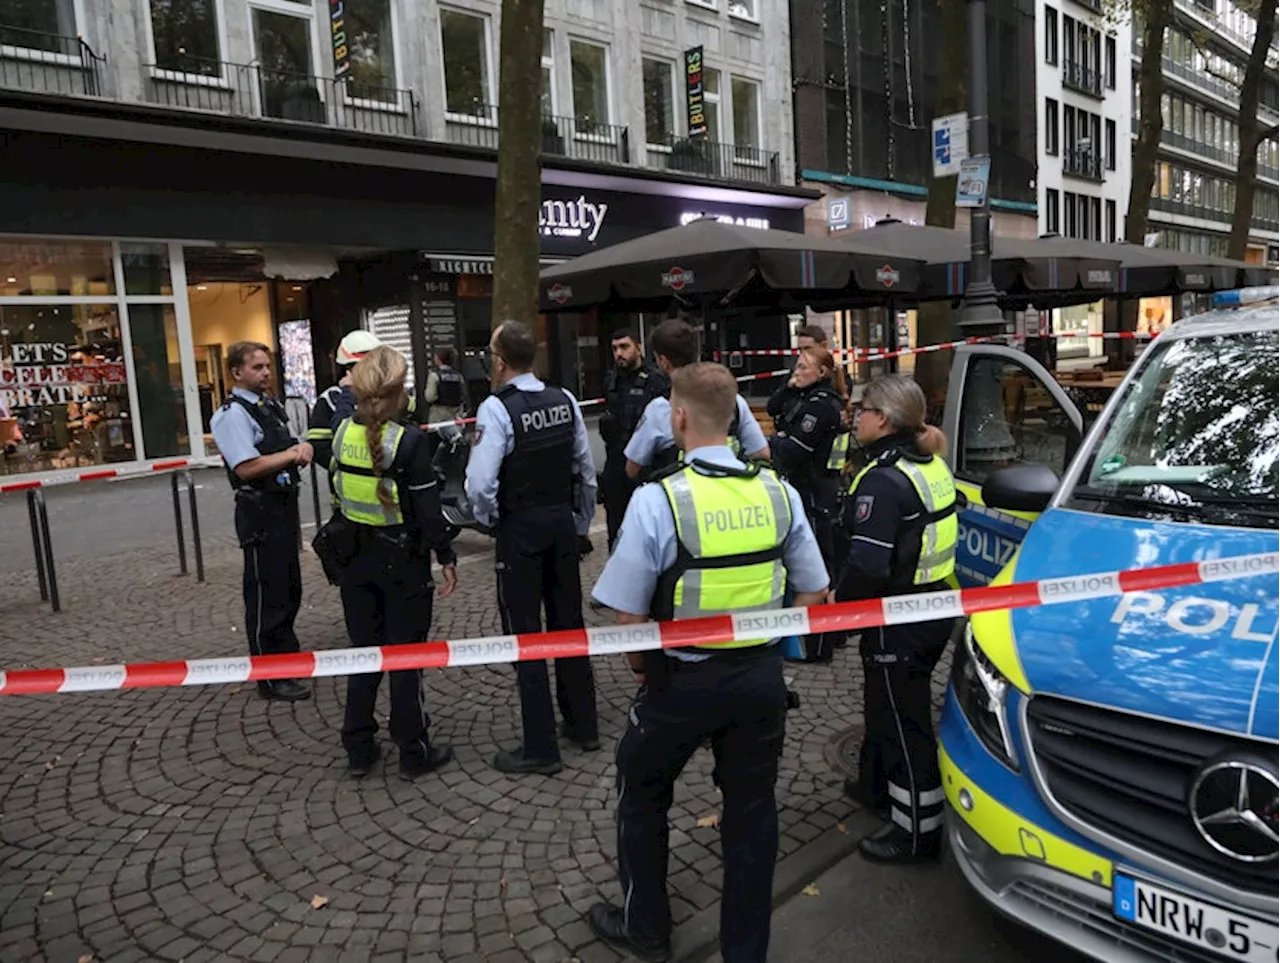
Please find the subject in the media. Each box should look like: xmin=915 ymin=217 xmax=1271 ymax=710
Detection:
xmin=0 ymin=237 xmax=194 ymax=477
xmin=1052 ymin=300 xmax=1104 ymax=360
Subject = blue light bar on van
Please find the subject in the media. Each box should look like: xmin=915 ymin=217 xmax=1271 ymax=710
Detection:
xmin=1211 ymin=286 xmax=1279 ymax=307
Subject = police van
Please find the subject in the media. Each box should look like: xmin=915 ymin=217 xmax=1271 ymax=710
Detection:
xmin=936 ymin=293 xmax=1279 ymax=962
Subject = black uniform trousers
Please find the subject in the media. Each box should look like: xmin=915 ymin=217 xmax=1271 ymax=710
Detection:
xmin=615 ymin=649 xmax=787 ymax=963
xmin=339 ymin=535 xmax=436 ymax=761
xmin=797 ymin=475 xmax=842 ymax=661
xmin=237 ymin=492 xmax=303 ymax=659
xmin=495 ymin=506 xmax=597 ymax=761
xmin=857 ymin=610 xmax=955 ymax=853
xmin=601 ymin=454 xmax=637 ymax=552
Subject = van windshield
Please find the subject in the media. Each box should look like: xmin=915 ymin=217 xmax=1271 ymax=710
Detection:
xmin=1068 ymin=329 xmax=1278 ymax=529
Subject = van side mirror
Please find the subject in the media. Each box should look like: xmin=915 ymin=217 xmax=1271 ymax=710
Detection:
xmin=981 ymin=464 xmax=1060 ymax=514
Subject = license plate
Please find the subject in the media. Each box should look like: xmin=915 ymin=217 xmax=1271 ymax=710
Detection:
xmin=1114 ymin=872 xmax=1279 ymax=963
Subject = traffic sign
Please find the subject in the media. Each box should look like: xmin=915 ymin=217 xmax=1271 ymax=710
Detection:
xmin=932 ymin=112 xmax=969 ymax=178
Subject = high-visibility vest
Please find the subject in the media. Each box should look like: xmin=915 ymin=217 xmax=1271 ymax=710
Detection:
xmin=332 ymin=418 xmax=407 ymax=526
xmin=849 ymin=451 xmax=958 ymax=584
xmin=827 ymin=431 xmax=850 ymax=472
xmin=654 ymin=463 xmax=793 ymax=649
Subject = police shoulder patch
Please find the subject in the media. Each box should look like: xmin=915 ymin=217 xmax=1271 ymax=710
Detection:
xmin=854 ymin=495 xmax=875 ymax=522
xmin=799 ymin=414 xmax=818 ymax=434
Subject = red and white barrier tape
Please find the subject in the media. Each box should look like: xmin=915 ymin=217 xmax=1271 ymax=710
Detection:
xmin=0 ymin=457 xmax=222 ymax=495
xmin=715 ymin=331 xmax=1155 ymax=363
xmin=1 ymin=552 xmax=1272 ymax=696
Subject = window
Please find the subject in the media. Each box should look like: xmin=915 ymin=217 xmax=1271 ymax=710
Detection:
xmin=642 ymin=57 xmax=676 ymax=146
xmin=1064 ymin=190 xmax=1078 ymax=237
xmin=1105 ymin=35 xmax=1115 ymax=89
xmin=1045 ymin=98 xmax=1059 ymax=155
xmin=729 ymin=0 xmax=758 ymax=19
xmin=1090 ymin=197 xmax=1102 ymax=241
xmin=343 ymin=0 xmax=398 ymax=101
xmin=541 ymin=29 xmax=554 ymax=116
xmin=1062 ymin=14 xmax=1075 ymax=66
xmin=731 ymin=76 xmax=761 ymax=153
xmin=440 ymin=8 xmax=492 ymax=117
xmin=1045 ymin=6 xmax=1058 ymax=65
xmin=0 ymin=0 xmax=76 ymax=53
xmin=252 ymin=8 xmax=319 ymax=121
xmin=1105 ymin=119 xmax=1116 ymax=170
xmin=148 ymin=0 xmax=221 ymax=75
xmin=1046 ymin=189 xmax=1060 ymax=234
xmin=570 ymin=39 xmax=611 ymax=132
xmin=1106 ymin=199 xmax=1117 ymax=242
xmin=703 ymin=68 xmax=722 ymax=141
xmin=1064 ymin=104 xmax=1076 ymax=152
xmin=1080 ymin=194 xmax=1092 ymax=239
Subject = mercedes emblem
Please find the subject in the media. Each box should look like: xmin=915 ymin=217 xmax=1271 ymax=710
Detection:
xmin=1189 ymin=759 xmax=1280 ymax=864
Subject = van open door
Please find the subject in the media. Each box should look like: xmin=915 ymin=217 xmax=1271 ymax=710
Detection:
xmin=941 ymin=345 xmax=1084 ymax=586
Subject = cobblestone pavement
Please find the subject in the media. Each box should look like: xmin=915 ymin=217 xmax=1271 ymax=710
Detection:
xmin=0 ymin=508 xmax=951 ymax=963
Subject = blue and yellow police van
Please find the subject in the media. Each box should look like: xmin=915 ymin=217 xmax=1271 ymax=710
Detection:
xmin=936 ymin=294 xmax=1278 ymax=963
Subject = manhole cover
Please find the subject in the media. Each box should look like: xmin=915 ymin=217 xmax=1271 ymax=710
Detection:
xmin=824 ymin=724 xmax=865 ymax=779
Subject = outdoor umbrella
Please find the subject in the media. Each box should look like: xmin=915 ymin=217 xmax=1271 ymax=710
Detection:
xmin=1028 ymin=236 xmax=1274 ymax=296
xmin=537 ymin=217 xmax=925 ymax=313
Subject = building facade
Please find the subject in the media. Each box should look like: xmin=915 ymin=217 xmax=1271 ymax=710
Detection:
xmin=1136 ymin=0 xmax=1280 ymax=266
xmin=0 ymin=0 xmax=809 ymax=479
xmin=1035 ymin=0 xmax=1132 ymax=242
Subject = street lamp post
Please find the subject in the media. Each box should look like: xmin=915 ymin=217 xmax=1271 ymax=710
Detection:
xmin=959 ymin=0 xmax=1004 ymax=334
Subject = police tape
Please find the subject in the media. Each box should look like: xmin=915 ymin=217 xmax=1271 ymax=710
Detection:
xmin=0 ymin=457 xmax=224 ymax=495
xmin=714 ymin=331 xmax=1156 ymax=363
xmin=1 ymin=551 xmax=1273 ymax=696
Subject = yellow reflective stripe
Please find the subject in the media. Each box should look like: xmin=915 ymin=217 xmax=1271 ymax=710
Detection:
xmin=968 ymin=548 xmax=1032 ymax=693
xmin=955 ymin=479 xmax=1040 ymax=523
xmin=939 ymin=744 xmax=1111 ymax=887
xmin=826 ymin=432 xmax=850 ymax=471
xmin=306 ymin=427 xmax=334 ymax=440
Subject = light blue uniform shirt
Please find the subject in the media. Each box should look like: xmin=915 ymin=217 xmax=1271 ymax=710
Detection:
xmin=592 ymin=446 xmax=830 ymax=637
xmin=210 ymin=388 xmax=296 ymax=470
xmin=623 ymin=395 xmax=769 ymax=468
xmin=465 ymin=372 xmax=597 ymax=534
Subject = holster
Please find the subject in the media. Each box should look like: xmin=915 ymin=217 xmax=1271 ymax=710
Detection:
xmin=234 ymin=489 xmax=269 ymax=548
xmin=312 ymin=512 xmax=359 ymax=585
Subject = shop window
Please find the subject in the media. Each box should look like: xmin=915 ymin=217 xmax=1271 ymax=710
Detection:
xmin=343 ymin=0 xmax=398 ymax=102
xmin=121 ymin=243 xmax=173 ymax=296
xmin=731 ymin=76 xmax=761 ymax=153
xmin=0 ymin=0 xmax=76 ymax=53
xmin=0 ymin=305 xmax=136 ymax=472
xmin=441 ymin=8 xmax=492 ymax=118
xmin=570 ymin=39 xmax=611 ymax=133
xmin=0 ymin=240 xmax=115 ymax=297
xmin=541 ymin=29 xmax=555 ymax=116
xmin=642 ymin=57 xmax=676 ymax=146
xmin=148 ymin=0 xmax=221 ymax=75
xmin=128 ymin=304 xmax=189 ymax=458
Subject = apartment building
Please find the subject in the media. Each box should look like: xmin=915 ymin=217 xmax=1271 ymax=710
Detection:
xmin=1036 ymin=0 xmax=1132 ymax=243
xmin=0 ymin=0 xmax=809 ymax=480
xmin=1135 ymin=0 xmax=1280 ymax=265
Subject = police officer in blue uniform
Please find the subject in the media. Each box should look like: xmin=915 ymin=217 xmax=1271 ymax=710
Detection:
xmin=625 ymin=319 xmax=770 ymax=480
xmin=466 ymin=320 xmax=599 ymax=775
xmin=210 ymin=341 xmax=313 ymax=702
xmin=588 ymin=362 xmax=830 ymax=963
xmin=600 ymin=329 xmax=668 ymax=551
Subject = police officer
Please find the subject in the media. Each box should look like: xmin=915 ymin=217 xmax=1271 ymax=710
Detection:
xmin=210 ymin=341 xmax=313 ymax=702
xmin=307 ymin=330 xmax=385 ymax=468
xmin=588 ymin=362 xmax=829 ymax=963
xmin=600 ymin=329 xmax=668 ymax=551
xmin=465 ymin=320 xmax=599 ymax=775
xmin=329 ymin=346 xmax=458 ymax=780
xmin=625 ymin=319 xmax=770 ymax=480
xmin=833 ymin=374 xmax=958 ymax=863
xmin=425 ymin=345 xmax=468 ymax=429
xmin=768 ymin=344 xmax=850 ymax=662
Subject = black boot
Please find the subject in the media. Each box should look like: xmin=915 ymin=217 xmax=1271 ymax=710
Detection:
xmin=559 ymin=722 xmax=602 ymax=752
xmin=399 ymin=744 xmax=453 ymax=781
xmin=843 ymin=776 xmax=890 ymax=822
xmin=493 ymin=745 xmax=563 ymax=775
xmin=857 ymin=823 xmax=942 ymax=864
xmin=258 ymin=679 xmax=311 ymax=702
xmin=347 ymin=743 xmax=382 ymax=778
xmin=586 ymin=903 xmax=672 ymax=962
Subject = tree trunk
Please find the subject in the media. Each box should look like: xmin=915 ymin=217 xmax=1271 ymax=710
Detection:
xmin=914 ymin=0 xmax=968 ymax=420
xmin=1114 ymin=0 xmax=1172 ymax=370
xmin=1228 ymin=0 xmax=1278 ymax=261
xmin=491 ymin=0 xmax=545 ymax=332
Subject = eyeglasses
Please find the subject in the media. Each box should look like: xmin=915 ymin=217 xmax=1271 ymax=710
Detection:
xmin=852 ymin=403 xmax=881 ymax=416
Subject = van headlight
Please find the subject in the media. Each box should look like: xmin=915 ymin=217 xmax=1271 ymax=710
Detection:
xmin=951 ymin=622 xmax=1018 ymax=768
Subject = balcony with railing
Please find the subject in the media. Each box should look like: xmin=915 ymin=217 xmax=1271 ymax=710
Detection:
xmin=0 ymin=25 xmax=106 ymax=97
xmin=1062 ymin=60 xmax=1104 ymax=98
xmin=645 ymin=135 xmax=782 ymax=186
xmin=142 ymin=57 xmax=417 ymax=136
xmin=1063 ymin=147 xmax=1105 ymax=181
xmin=442 ymin=104 xmax=631 ymax=166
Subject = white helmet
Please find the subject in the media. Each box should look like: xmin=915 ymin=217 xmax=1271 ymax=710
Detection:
xmin=336 ymin=330 xmax=383 ymax=366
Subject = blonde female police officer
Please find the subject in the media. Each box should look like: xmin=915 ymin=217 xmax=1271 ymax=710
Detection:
xmin=329 ymin=347 xmax=458 ymax=781
xmin=834 ymin=374 xmax=958 ymax=864
xmin=589 ymin=363 xmax=829 ymax=963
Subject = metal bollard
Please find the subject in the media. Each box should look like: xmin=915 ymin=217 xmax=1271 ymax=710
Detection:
xmin=184 ymin=470 xmax=206 ymax=583
xmin=171 ymin=471 xmax=188 ymax=575
xmin=34 ymin=489 xmax=59 ymax=613
xmin=26 ymin=489 xmax=49 ymax=602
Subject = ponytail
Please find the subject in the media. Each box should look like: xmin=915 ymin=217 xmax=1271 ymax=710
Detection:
xmin=351 ymin=346 xmax=410 ymax=509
